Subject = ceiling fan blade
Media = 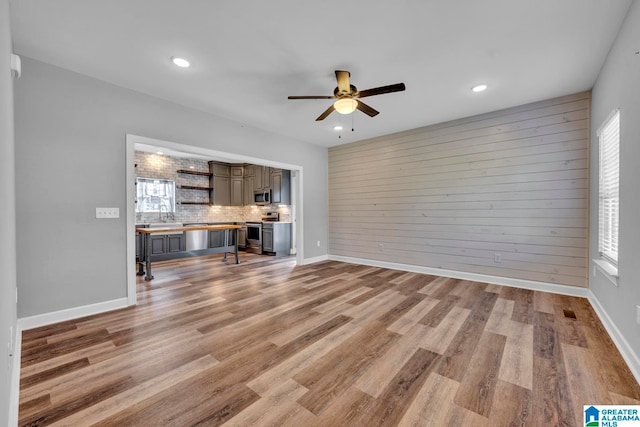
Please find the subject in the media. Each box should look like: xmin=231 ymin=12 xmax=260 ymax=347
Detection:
xmin=357 ymin=83 xmax=406 ymax=98
xmin=356 ymin=100 xmax=379 ymax=117
xmin=315 ymin=105 xmax=335 ymax=121
xmin=288 ymin=95 xmax=335 ymax=99
xmin=335 ymin=70 xmax=351 ymax=95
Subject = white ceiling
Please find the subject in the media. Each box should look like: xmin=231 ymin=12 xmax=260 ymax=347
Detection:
xmin=10 ymin=0 xmax=632 ymax=148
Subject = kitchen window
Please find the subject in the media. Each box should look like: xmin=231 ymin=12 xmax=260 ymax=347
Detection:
xmin=136 ymin=177 xmax=176 ymax=213
xmin=596 ymin=109 xmax=620 ymax=278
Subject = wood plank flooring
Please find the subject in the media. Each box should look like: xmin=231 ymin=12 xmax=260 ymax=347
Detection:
xmin=18 ymin=253 xmax=640 ymax=426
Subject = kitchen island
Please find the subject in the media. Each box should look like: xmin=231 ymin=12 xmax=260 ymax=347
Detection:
xmin=136 ymin=224 xmax=242 ymax=281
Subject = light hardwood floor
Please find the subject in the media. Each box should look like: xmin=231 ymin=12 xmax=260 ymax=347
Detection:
xmin=18 ymin=253 xmax=640 ymax=426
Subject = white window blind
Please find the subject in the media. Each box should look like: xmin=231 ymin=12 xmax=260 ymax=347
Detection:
xmin=598 ymin=109 xmax=620 ymax=266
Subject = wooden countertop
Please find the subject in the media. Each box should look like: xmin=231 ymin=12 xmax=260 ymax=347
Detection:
xmin=136 ymin=224 xmax=242 ymax=234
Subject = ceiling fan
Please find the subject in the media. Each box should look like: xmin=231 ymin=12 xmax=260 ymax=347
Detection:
xmin=288 ymin=70 xmax=406 ymax=121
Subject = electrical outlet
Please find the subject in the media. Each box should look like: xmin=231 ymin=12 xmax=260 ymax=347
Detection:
xmin=494 ymin=253 xmax=502 ymax=263
xmin=316 ymin=240 xmax=320 ymax=247
xmin=96 ymin=207 xmax=120 ymax=219
xmin=378 ymin=243 xmax=384 ymax=251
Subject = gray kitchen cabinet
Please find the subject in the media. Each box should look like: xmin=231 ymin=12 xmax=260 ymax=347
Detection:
xmin=150 ymin=234 xmax=168 ymax=255
xmin=209 ymin=161 xmax=231 ymax=206
xmin=149 ymin=233 xmax=186 ymax=257
xmin=230 ymin=177 xmax=243 ymax=206
xmin=254 ymin=165 xmax=271 ymax=190
xmin=210 ymin=163 xmax=230 ymax=177
xmin=262 ymin=166 xmax=271 ymax=189
xmin=270 ymin=169 xmax=291 ymax=205
xmin=212 ymin=176 xmax=230 ymax=205
xmin=243 ymin=176 xmax=255 ymax=205
xmin=254 ymin=166 xmax=263 ymax=190
xmin=261 ymin=222 xmax=291 ymax=256
xmin=167 ymin=234 xmax=185 ymax=253
xmin=244 ymin=164 xmax=255 ymax=177
xmin=230 ymin=165 xmax=244 ymax=206
xmin=262 ymin=226 xmax=273 ymax=253
xmin=230 ymin=166 xmax=243 ymax=178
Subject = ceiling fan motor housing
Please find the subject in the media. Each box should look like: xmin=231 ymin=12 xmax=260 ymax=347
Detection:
xmin=334 ymin=84 xmax=358 ymax=97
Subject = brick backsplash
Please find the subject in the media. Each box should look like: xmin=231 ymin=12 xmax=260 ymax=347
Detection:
xmin=135 ymin=151 xmax=292 ymax=224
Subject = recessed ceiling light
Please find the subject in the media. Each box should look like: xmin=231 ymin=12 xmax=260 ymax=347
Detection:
xmin=333 ymin=125 xmax=343 ymax=131
xmin=156 ymin=151 xmax=164 ymax=155
xmin=171 ymin=57 xmax=190 ymax=68
xmin=472 ymin=84 xmax=488 ymax=93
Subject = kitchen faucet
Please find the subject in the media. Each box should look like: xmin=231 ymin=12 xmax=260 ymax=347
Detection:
xmin=158 ymin=201 xmax=174 ymax=222
xmin=159 ymin=203 xmax=166 ymax=222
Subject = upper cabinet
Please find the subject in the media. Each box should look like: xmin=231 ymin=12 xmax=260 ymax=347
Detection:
xmin=270 ymin=168 xmax=291 ymax=205
xmin=254 ymin=165 xmax=271 ymax=191
xmin=230 ymin=166 xmax=244 ymax=206
xmin=207 ymin=162 xmax=291 ymax=207
xmin=243 ymin=174 xmax=255 ymax=205
xmin=209 ymin=162 xmax=230 ymax=206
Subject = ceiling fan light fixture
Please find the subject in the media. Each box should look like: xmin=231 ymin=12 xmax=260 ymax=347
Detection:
xmin=334 ymin=98 xmax=358 ymax=114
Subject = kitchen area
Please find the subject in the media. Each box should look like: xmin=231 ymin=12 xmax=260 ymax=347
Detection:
xmin=134 ymin=149 xmax=294 ymax=279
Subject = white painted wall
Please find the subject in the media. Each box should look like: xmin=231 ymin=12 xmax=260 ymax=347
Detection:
xmin=329 ymin=92 xmax=590 ymax=287
xmin=590 ymin=0 xmax=640 ymax=362
xmin=0 ymin=0 xmax=18 ymax=422
xmin=14 ymin=57 xmax=328 ymax=318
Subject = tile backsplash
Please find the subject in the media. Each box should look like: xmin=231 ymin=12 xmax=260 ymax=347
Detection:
xmin=135 ymin=151 xmax=291 ymax=224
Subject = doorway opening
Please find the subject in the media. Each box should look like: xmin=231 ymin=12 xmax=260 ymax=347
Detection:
xmin=125 ymin=134 xmax=304 ymax=305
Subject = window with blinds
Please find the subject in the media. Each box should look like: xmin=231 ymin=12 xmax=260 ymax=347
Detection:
xmin=598 ymin=109 xmax=620 ymax=266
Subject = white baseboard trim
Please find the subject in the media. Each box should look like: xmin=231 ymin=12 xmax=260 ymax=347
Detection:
xmin=17 ymin=297 xmax=129 ymax=331
xmin=8 ymin=323 xmax=21 ymax=427
xmin=588 ymin=291 xmax=640 ymax=385
xmin=301 ymin=255 xmax=330 ymax=265
xmin=9 ymin=297 xmax=129 ymax=424
xmin=328 ymin=255 xmax=589 ymax=298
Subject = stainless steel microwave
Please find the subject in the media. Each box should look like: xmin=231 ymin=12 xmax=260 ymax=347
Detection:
xmin=254 ymin=190 xmax=271 ymax=205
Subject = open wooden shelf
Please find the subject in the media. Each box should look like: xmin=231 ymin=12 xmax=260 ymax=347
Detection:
xmin=177 ymin=169 xmax=213 ymax=176
xmin=180 ymin=201 xmax=212 ymax=206
xmin=179 ymin=185 xmax=211 ymax=191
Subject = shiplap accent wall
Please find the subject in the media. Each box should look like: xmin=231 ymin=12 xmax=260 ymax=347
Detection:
xmin=328 ymin=92 xmax=590 ymax=287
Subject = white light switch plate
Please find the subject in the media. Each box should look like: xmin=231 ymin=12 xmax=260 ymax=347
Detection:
xmin=96 ymin=207 xmax=120 ymax=219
